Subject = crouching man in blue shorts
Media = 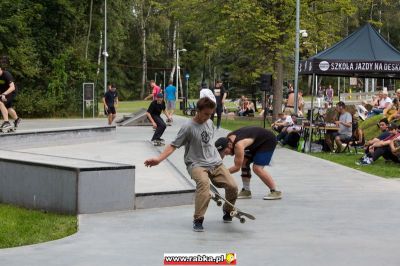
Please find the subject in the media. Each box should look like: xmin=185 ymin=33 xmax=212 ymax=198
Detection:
xmin=215 ymin=126 xmax=282 ymax=200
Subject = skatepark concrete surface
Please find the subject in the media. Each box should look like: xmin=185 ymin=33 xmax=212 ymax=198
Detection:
xmin=1 ymin=115 xmax=400 ymax=266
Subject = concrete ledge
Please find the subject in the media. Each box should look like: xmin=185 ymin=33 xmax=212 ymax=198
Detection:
xmin=135 ymin=190 xmax=194 ymax=209
xmin=0 ymin=126 xmax=116 ymax=149
xmin=0 ymin=150 xmax=135 ymax=214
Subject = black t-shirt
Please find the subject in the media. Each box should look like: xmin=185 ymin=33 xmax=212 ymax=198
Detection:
xmin=0 ymin=70 xmax=17 ymax=95
xmin=213 ymin=85 xmax=226 ymax=106
xmin=378 ymin=131 xmax=391 ymax=140
xmin=104 ymin=90 xmax=118 ymax=107
xmin=147 ymin=100 xmax=166 ymax=116
xmin=228 ymin=126 xmax=277 ymax=153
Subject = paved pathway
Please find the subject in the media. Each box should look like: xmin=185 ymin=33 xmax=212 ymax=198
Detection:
xmin=1 ymin=116 xmax=400 ymax=266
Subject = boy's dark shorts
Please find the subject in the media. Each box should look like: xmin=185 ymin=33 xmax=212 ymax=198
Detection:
xmin=104 ymin=106 xmax=116 ymax=115
xmin=2 ymin=93 xmax=15 ymax=109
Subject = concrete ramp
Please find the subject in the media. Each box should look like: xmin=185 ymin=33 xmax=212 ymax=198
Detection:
xmin=116 ymin=108 xmax=152 ymax=126
xmin=0 ymin=125 xmax=115 ymax=149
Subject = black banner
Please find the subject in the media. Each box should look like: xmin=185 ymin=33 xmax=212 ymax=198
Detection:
xmin=299 ymin=59 xmax=400 ymax=78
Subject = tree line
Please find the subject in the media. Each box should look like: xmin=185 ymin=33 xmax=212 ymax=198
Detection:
xmin=1 ymin=0 xmax=399 ymax=117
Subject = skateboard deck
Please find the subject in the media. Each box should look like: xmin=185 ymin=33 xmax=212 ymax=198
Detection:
xmin=210 ymin=185 xmax=255 ymax=223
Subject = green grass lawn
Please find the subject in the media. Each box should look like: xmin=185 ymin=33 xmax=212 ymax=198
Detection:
xmin=0 ymin=204 xmax=77 ymax=248
xmin=219 ymin=118 xmax=269 ymax=131
xmin=100 ymin=99 xmax=240 ymax=115
xmin=311 ymin=152 xmax=400 ymax=178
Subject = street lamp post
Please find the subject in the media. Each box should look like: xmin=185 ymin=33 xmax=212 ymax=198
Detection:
xmin=294 ymin=0 xmax=300 ymax=114
xmin=176 ymin=48 xmax=187 ymax=101
xmin=185 ymin=73 xmax=190 ymax=110
xmin=103 ymin=0 xmax=108 ymax=93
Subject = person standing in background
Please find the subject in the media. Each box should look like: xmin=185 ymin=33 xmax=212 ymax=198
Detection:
xmin=212 ymin=80 xmax=227 ymax=129
xmin=164 ymin=80 xmax=177 ymax=123
xmin=102 ymin=83 xmax=118 ymax=125
xmin=0 ymin=66 xmax=21 ymax=131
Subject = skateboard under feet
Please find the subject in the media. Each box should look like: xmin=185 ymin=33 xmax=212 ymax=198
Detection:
xmin=152 ymin=139 xmax=165 ymax=146
xmin=210 ymin=185 xmax=255 ymax=223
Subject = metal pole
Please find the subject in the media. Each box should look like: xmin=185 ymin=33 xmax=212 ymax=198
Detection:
xmin=176 ymin=50 xmax=179 ymax=101
xmin=82 ymin=84 xmax=85 ymax=118
xmin=163 ymin=70 xmax=166 ymax=90
xmin=294 ymin=0 xmax=300 ymax=115
xmin=186 ymin=77 xmax=189 ymax=110
xmin=263 ymin=90 xmax=267 ymax=129
xmin=104 ymin=0 xmax=107 ymax=93
xmin=307 ymin=73 xmax=316 ymax=152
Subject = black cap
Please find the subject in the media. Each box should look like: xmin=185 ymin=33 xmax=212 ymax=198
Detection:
xmin=388 ymin=124 xmax=398 ymax=130
xmin=215 ymin=137 xmax=229 ymax=151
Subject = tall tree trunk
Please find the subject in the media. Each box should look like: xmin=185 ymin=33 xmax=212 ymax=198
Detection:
xmin=96 ymin=31 xmax=102 ymax=79
xmin=169 ymin=22 xmax=177 ymax=82
xmin=85 ymin=0 xmax=94 ymax=60
xmin=272 ymin=58 xmax=284 ymax=121
xmin=140 ymin=25 xmax=147 ymax=99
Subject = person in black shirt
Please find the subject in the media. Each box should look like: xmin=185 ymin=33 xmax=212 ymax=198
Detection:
xmin=215 ymin=126 xmax=281 ymax=200
xmin=146 ymin=93 xmax=171 ymax=143
xmin=102 ymin=84 xmax=118 ymax=125
xmin=0 ymin=66 xmax=21 ymax=131
xmin=211 ymin=80 xmax=227 ymax=129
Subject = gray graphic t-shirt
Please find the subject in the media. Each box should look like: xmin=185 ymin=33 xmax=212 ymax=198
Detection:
xmin=171 ymin=119 xmax=222 ymax=174
xmin=339 ymin=112 xmax=352 ymax=137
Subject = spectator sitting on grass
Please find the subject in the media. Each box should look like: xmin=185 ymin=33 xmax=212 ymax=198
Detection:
xmin=368 ymin=91 xmax=392 ymax=118
xmin=358 ymin=124 xmax=400 ymax=165
xmin=271 ymin=112 xmax=293 ymax=133
xmin=239 ymin=100 xmax=255 ymax=117
xmin=362 ymin=118 xmax=391 ymax=157
xmin=276 ymin=115 xmax=302 ymax=148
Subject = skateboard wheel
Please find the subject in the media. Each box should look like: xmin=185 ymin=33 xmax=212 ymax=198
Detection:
xmin=230 ymin=211 xmax=237 ymax=217
xmin=216 ymin=201 xmax=222 ymax=207
xmin=240 ymin=217 xmax=246 ymax=224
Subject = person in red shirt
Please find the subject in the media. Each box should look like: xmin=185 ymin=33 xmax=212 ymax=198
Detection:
xmin=150 ymin=80 xmax=161 ymax=101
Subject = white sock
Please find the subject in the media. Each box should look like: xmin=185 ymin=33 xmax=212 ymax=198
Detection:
xmin=242 ymin=180 xmax=250 ymax=191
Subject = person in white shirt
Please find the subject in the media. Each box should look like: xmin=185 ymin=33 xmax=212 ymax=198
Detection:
xmin=368 ymin=90 xmax=392 ymax=117
xmin=271 ymin=112 xmax=293 ymax=133
xmin=199 ymin=82 xmax=216 ymax=103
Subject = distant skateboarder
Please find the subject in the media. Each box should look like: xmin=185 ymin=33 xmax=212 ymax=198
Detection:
xmin=146 ymin=93 xmax=172 ymax=144
xmin=215 ymin=126 xmax=282 ymax=200
xmin=103 ymin=83 xmax=118 ymax=125
xmin=0 ymin=66 xmax=21 ymax=132
xmin=144 ymin=97 xmax=238 ymax=232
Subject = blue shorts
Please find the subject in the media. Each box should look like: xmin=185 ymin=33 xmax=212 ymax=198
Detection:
xmin=166 ymin=100 xmax=176 ymax=110
xmin=252 ymin=151 xmax=274 ymax=166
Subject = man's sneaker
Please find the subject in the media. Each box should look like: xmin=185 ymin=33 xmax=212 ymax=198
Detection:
xmin=263 ymin=190 xmax=282 ymax=200
xmin=193 ymin=218 xmax=204 ymax=232
xmin=14 ymin=118 xmax=21 ymax=128
xmin=237 ymin=188 xmax=252 ymax=199
xmin=223 ymin=211 xmax=232 ymax=223
xmin=1 ymin=121 xmax=12 ymax=130
xmin=356 ymin=157 xmax=372 ymax=166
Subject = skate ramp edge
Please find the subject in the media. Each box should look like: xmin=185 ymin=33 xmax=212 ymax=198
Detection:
xmin=116 ymin=108 xmax=152 ymax=126
xmin=0 ymin=126 xmax=116 ymax=149
xmin=0 ymin=150 xmax=135 ymax=214
xmin=135 ymin=189 xmax=195 ymax=209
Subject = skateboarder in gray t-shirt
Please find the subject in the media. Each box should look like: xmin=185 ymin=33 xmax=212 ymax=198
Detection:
xmin=144 ymin=97 xmax=238 ymax=232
